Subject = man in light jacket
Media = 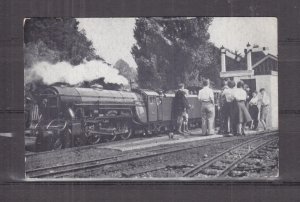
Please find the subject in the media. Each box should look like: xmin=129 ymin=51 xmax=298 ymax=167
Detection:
xmin=198 ymin=79 xmax=215 ymax=135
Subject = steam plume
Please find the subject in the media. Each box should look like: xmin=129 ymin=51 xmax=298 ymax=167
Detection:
xmin=25 ymin=60 xmax=129 ymax=85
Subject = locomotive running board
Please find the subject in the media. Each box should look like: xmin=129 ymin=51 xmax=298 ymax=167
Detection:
xmin=88 ymin=129 xmax=128 ymax=136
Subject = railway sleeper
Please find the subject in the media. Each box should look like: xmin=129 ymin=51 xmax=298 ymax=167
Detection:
xmin=220 ymin=159 xmax=234 ymax=164
xmin=228 ymin=170 xmax=248 ymax=177
xmin=199 ymin=168 xmax=219 ymax=176
xmin=209 ymin=164 xmax=226 ymax=170
xmin=248 ymin=155 xmax=264 ymax=159
xmin=234 ymin=166 xmax=265 ymax=172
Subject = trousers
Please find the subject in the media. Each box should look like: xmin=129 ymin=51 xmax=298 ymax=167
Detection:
xmin=249 ymin=105 xmax=259 ymax=129
xmin=201 ymin=102 xmax=215 ymax=135
xmin=220 ymin=101 xmax=231 ymax=133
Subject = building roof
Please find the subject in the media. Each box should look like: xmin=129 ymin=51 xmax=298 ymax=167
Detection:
xmin=252 ymin=51 xmax=267 ymax=65
xmin=253 ymin=54 xmax=278 ymax=75
xmin=224 ymin=49 xmax=277 ymax=75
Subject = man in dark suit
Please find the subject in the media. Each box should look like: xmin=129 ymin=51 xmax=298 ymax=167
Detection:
xmin=173 ymin=83 xmax=190 ymax=135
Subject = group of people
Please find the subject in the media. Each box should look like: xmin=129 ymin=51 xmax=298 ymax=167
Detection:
xmin=174 ymin=79 xmax=270 ymax=136
xmin=218 ymin=79 xmax=270 ymax=136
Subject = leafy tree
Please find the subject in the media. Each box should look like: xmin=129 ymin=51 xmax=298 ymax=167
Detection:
xmin=132 ymin=17 xmax=221 ymax=90
xmin=24 ymin=18 xmax=103 ymax=68
xmin=24 ymin=40 xmax=60 ymax=69
xmin=113 ymin=59 xmax=137 ymax=83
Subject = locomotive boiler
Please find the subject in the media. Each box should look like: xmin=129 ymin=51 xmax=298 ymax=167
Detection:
xmin=28 ymin=86 xmax=219 ymax=151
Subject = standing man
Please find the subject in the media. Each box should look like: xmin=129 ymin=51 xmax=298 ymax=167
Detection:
xmin=218 ymin=80 xmax=228 ymax=134
xmin=198 ymin=79 xmax=215 ymax=136
xmin=259 ymin=88 xmax=270 ymax=131
xmin=173 ymin=83 xmax=190 ymax=135
xmin=221 ymin=80 xmax=235 ymax=136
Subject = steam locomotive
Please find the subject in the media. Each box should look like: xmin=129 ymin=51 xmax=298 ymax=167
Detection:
xmin=26 ymin=86 xmax=220 ymax=151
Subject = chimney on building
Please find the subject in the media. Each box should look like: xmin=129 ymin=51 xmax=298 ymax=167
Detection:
xmin=220 ymin=45 xmax=226 ymax=72
xmin=245 ymin=42 xmax=252 ymax=71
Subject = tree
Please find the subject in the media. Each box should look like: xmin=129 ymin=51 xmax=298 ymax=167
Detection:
xmin=113 ymin=59 xmax=137 ymax=82
xmin=24 ymin=40 xmax=61 ymax=69
xmin=132 ymin=17 xmax=221 ymax=90
xmin=24 ymin=18 xmax=110 ymax=104
xmin=24 ymin=18 xmax=104 ymax=68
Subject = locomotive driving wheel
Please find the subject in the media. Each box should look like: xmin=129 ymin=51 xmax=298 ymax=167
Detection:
xmin=73 ymin=136 xmax=86 ymax=147
xmin=63 ymin=128 xmax=73 ymax=148
xmin=104 ymin=130 xmax=117 ymax=142
xmin=84 ymin=123 xmax=101 ymax=145
xmin=119 ymin=123 xmax=133 ymax=140
xmin=87 ymin=134 xmax=101 ymax=145
xmin=46 ymin=119 xmax=67 ymax=150
xmin=52 ymin=136 xmax=63 ymax=150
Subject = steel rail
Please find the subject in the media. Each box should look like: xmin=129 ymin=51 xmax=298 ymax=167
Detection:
xmin=27 ymin=131 xmax=277 ymax=178
xmin=217 ymin=137 xmax=278 ymax=177
xmin=122 ymin=136 xmax=278 ymax=178
xmin=26 ymin=133 xmax=272 ymax=178
xmin=182 ymin=133 xmax=277 ymax=177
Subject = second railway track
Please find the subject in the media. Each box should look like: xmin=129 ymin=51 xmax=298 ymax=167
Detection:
xmin=183 ymin=133 xmax=278 ymax=178
xmin=26 ymin=131 xmax=278 ymax=178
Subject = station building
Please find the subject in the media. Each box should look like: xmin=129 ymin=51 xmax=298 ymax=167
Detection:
xmin=219 ymin=43 xmax=278 ymax=129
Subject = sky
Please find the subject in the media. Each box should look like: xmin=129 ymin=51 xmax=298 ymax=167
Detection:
xmin=78 ymin=17 xmax=277 ymax=68
xmin=78 ymin=18 xmax=137 ymax=67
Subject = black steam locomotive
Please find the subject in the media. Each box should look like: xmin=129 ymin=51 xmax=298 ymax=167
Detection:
xmin=27 ymin=86 xmax=220 ymax=151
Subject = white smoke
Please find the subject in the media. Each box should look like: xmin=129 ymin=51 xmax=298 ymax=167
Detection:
xmin=25 ymin=60 xmax=129 ymax=85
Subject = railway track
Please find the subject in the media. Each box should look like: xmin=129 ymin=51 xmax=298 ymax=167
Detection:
xmin=120 ymin=132 xmax=278 ymax=178
xmin=26 ymin=131 xmax=277 ymax=178
xmin=182 ymin=134 xmax=278 ymax=178
xmin=25 ymin=135 xmax=149 ymax=157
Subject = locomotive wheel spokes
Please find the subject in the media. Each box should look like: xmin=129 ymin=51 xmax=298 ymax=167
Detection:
xmin=84 ymin=123 xmax=101 ymax=145
xmin=120 ymin=125 xmax=133 ymax=140
xmin=87 ymin=134 xmax=101 ymax=145
xmin=63 ymin=129 xmax=73 ymax=148
xmin=140 ymin=128 xmax=150 ymax=137
xmin=52 ymin=137 xmax=63 ymax=150
xmin=74 ymin=136 xmax=86 ymax=147
xmin=104 ymin=131 xmax=117 ymax=142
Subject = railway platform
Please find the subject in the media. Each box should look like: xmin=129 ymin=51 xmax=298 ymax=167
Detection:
xmin=93 ymin=128 xmax=273 ymax=152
